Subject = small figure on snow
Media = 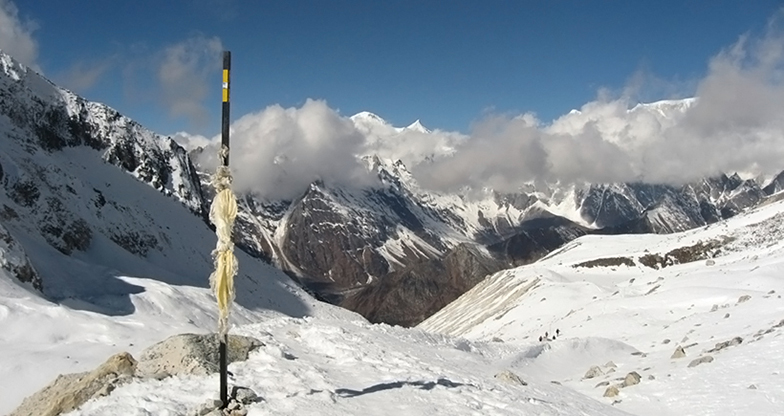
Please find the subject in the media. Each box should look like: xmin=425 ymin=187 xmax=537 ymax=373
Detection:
xmin=538 ymin=336 xmax=543 ymax=342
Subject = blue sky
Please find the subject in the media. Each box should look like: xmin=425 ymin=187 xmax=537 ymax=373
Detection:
xmin=2 ymin=0 xmax=782 ymax=137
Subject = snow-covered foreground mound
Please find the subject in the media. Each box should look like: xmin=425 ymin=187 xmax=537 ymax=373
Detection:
xmin=421 ymin=196 xmax=784 ymax=416
xmin=66 ymin=316 xmax=631 ymax=416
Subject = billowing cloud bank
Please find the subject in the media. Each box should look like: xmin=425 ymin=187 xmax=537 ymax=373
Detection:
xmin=191 ymin=17 xmax=784 ymax=199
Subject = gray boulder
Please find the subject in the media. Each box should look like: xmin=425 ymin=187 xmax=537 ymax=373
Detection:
xmin=688 ymin=355 xmax=715 ymax=368
xmin=707 ymin=336 xmax=743 ymax=353
xmin=603 ymin=385 xmax=620 ymax=398
xmin=10 ymin=352 xmax=137 ymax=416
xmin=584 ymin=365 xmax=604 ymax=379
xmin=621 ymin=371 xmax=641 ymax=387
xmin=671 ymin=345 xmax=686 ymax=359
xmin=196 ymin=386 xmax=261 ymax=416
xmin=136 ymin=333 xmax=264 ymax=378
xmin=494 ymin=370 xmax=527 ymax=386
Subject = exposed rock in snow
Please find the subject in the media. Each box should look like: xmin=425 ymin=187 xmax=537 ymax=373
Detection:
xmin=135 ymin=333 xmax=264 ymax=378
xmin=671 ymin=346 xmax=687 ymax=359
xmin=688 ymin=355 xmax=715 ymax=368
xmin=707 ymin=337 xmax=743 ymax=353
xmin=0 ymin=222 xmax=41 ymax=291
xmin=10 ymin=352 xmax=137 ymax=416
xmin=493 ymin=370 xmax=528 ymax=386
xmin=603 ymin=384 xmax=620 ymax=397
xmin=621 ymin=371 xmax=641 ymax=388
xmin=584 ymin=365 xmax=604 ymax=379
xmin=197 ymin=386 xmax=262 ymax=416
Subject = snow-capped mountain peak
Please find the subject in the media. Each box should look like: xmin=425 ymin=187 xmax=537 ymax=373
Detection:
xmin=403 ymin=119 xmax=430 ymax=134
xmin=350 ymin=111 xmax=389 ymax=126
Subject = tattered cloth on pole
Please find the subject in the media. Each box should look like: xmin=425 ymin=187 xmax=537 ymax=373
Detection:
xmin=209 ymin=148 xmax=238 ymax=337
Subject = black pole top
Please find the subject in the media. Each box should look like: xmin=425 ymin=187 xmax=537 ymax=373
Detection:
xmin=223 ymin=51 xmax=231 ymax=71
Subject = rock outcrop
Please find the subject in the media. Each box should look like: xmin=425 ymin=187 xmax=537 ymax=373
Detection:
xmin=707 ymin=336 xmax=743 ymax=353
xmin=688 ymin=355 xmax=715 ymax=368
xmin=603 ymin=385 xmax=620 ymax=398
xmin=10 ymin=333 xmax=264 ymax=416
xmin=584 ymin=366 xmax=605 ymax=379
xmin=10 ymin=352 xmax=137 ymax=416
xmin=671 ymin=345 xmax=686 ymax=359
xmin=621 ymin=371 xmax=641 ymax=387
xmin=0 ymin=222 xmax=42 ymax=291
xmin=494 ymin=370 xmax=528 ymax=386
xmin=135 ymin=333 xmax=264 ymax=378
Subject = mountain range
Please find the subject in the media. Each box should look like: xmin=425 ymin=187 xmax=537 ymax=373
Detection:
xmin=3 ymin=48 xmax=784 ymax=415
xmin=1 ymin=48 xmax=782 ymax=330
xmin=207 ymin=110 xmax=780 ymax=327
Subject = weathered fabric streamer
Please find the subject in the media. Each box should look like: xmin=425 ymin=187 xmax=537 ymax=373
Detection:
xmin=209 ymin=148 xmax=238 ymax=337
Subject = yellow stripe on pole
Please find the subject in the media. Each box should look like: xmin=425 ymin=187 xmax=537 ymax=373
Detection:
xmin=222 ymin=69 xmax=230 ymax=102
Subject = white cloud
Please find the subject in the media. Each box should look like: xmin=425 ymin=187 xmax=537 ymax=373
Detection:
xmin=357 ymin=119 xmax=467 ymax=169
xmin=157 ymin=36 xmax=223 ymax=128
xmin=414 ymin=14 xmax=784 ymax=192
xmin=195 ymin=99 xmax=374 ymax=200
xmin=0 ymin=0 xmax=39 ymax=71
xmin=171 ymin=131 xmax=212 ymax=150
xmin=190 ymin=12 xmax=784 ymax=200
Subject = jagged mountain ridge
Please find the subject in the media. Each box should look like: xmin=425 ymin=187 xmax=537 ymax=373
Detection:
xmin=0 ymin=50 xmax=211 ymax=295
xmin=0 ymin=52 xmax=204 ymax=215
xmin=0 ymin=49 xmax=779 ymax=328
xmin=226 ymin=133 xmax=777 ymax=326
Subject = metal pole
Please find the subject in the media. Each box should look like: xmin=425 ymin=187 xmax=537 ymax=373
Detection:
xmin=219 ymin=50 xmax=231 ymax=409
xmin=219 ymin=334 xmax=228 ymax=406
xmin=221 ymin=51 xmax=231 ymax=166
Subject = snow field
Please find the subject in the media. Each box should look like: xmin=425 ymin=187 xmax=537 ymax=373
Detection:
xmin=421 ymin=198 xmax=784 ymax=415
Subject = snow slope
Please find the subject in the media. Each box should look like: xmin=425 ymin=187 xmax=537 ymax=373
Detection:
xmin=12 ymin=203 xmax=784 ymax=416
xmin=420 ymin=196 xmax=784 ymax=415
xmin=2 ymin=47 xmax=782 ymax=414
xmin=0 ymin=50 xmax=343 ymax=413
xmin=64 ymin=317 xmax=633 ymax=416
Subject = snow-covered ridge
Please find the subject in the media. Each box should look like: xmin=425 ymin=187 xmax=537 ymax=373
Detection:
xmin=0 ymin=49 xmax=204 ymax=213
xmin=419 ymin=196 xmax=784 ymax=415
xmin=0 ymin=50 xmax=338 ymax=415
xmin=563 ymin=97 xmax=698 ymax=118
xmin=630 ymin=97 xmax=697 ymax=114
